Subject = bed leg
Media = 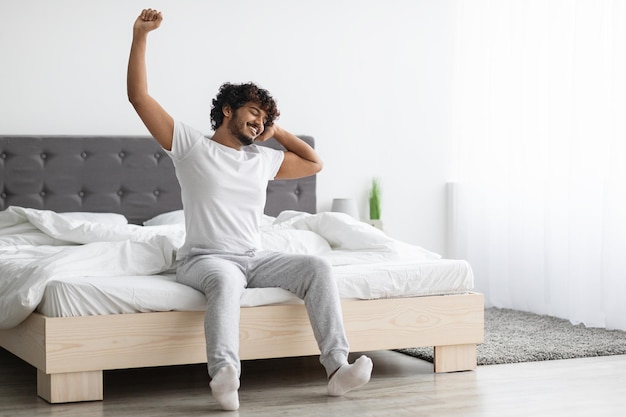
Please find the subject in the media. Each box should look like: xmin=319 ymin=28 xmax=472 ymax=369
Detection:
xmin=433 ymin=344 xmax=477 ymax=373
xmin=37 ymin=370 xmax=103 ymax=403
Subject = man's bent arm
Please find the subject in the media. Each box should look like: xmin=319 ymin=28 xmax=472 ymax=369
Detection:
xmin=268 ymin=126 xmax=323 ymax=179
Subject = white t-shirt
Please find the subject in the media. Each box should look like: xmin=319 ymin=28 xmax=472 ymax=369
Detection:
xmin=166 ymin=121 xmax=284 ymax=258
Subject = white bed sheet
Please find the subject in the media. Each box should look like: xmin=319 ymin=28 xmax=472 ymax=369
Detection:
xmin=36 ymin=257 xmax=473 ymax=317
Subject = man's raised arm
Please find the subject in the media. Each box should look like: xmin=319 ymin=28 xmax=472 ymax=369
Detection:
xmin=127 ymin=9 xmax=174 ymax=150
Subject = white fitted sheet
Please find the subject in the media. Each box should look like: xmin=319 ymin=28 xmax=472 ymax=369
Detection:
xmin=36 ymin=258 xmax=474 ymax=317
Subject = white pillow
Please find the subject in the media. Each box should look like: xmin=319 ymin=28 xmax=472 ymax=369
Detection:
xmin=59 ymin=212 xmax=128 ymax=226
xmin=0 ymin=211 xmax=127 ymax=247
xmin=143 ymin=210 xmax=185 ymax=226
xmin=260 ymin=214 xmax=276 ymax=228
xmin=261 ymin=229 xmax=331 ymax=254
xmin=293 ymin=212 xmax=397 ymax=251
xmin=0 ymin=231 xmax=73 ymax=247
xmin=272 ymin=210 xmax=312 ymax=229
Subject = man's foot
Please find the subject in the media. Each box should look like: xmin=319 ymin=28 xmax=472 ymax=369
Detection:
xmin=209 ymin=365 xmax=240 ymax=411
xmin=327 ymin=355 xmax=373 ymax=396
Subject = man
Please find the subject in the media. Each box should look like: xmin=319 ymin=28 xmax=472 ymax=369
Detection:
xmin=127 ymin=9 xmax=373 ymax=411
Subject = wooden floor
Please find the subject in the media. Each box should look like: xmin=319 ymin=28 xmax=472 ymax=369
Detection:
xmin=2 ymin=347 xmax=626 ymax=417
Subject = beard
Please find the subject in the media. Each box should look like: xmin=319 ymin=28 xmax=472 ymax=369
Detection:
xmin=235 ymin=134 xmax=254 ymax=146
xmin=227 ymin=112 xmax=255 ymax=146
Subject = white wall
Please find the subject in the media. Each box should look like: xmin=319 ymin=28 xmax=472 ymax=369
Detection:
xmin=0 ymin=0 xmax=456 ymax=255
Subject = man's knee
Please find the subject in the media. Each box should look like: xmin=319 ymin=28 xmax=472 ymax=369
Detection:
xmin=300 ymin=255 xmax=333 ymax=282
xmin=207 ymin=273 xmax=244 ymax=294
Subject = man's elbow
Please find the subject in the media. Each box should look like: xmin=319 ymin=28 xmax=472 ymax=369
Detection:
xmin=127 ymin=83 xmax=149 ymax=107
xmin=127 ymin=91 xmax=142 ymax=107
xmin=127 ymin=92 xmax=150 ymax=113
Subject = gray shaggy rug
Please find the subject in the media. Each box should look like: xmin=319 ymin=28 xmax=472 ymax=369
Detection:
xmin=397 ymin=308 xmax=626 ymax=365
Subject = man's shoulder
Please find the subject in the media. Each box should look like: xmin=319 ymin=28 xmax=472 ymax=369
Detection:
xmin=174 ymin=120 xmax=206 ymax=139
xmin=169 ymin=120 xmax=209 ymax=159
xmin=248 ymin=143 xmax=283 ymax=156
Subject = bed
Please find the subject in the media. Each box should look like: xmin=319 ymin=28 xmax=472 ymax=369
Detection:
xmin=0 ymin=134 xmax=484 ymax=404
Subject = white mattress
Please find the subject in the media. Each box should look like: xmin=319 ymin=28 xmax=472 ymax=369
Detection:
xmin=36 ymin=258 xmax=474 ymax=317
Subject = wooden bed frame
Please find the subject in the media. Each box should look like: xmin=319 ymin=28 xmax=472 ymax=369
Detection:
xmin=0 ymin=135 xmax=484 ymax=403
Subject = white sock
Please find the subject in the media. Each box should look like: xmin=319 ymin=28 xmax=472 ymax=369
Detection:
xmin=209 ymin=365 xmax=240 ymax=411
xmin=327 ymin=355 xmax=373 ymax=396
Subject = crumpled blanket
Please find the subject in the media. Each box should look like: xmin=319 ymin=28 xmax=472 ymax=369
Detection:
xmin=0 ymin=206 xmax=184 ymax=329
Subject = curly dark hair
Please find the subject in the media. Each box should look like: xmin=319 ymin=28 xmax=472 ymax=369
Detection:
xmin=210 ymin=82 xmax=280 ymax=131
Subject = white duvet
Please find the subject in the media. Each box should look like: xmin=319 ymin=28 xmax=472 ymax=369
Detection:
xmin=0 ymin=206 xmax=439 ymax=329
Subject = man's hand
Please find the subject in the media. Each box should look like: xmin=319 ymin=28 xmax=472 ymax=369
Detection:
xmin=254 ymin=124 xmax=278 ymax=143
xmin=133 ymin=9 xmax=163 ymax=33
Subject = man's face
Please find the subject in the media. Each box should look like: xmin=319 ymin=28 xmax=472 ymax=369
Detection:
xmin=227 ymin=102 xmax=268 ymax=146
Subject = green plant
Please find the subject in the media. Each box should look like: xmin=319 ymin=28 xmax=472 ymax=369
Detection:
xmin=369 ymin=177 xmax=382 ymax=220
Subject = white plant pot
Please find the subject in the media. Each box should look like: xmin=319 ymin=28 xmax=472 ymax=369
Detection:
xmin=367 ymin=219 xmax=384 ymax=231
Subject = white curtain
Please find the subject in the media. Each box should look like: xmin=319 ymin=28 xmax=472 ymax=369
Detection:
xmin=450 ymin=0 xmax=626 ymax=330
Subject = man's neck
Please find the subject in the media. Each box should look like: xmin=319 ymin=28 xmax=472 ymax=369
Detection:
xmin=211 ymin=129 xmax=243 ymax=150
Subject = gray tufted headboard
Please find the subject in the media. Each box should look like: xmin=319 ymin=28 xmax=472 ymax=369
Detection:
xmin=0 ymin=135 xmax=316 ymax=224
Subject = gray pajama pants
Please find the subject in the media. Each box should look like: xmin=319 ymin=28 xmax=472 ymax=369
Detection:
xmin=176 ymin=248 xmax=350 ymax=379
